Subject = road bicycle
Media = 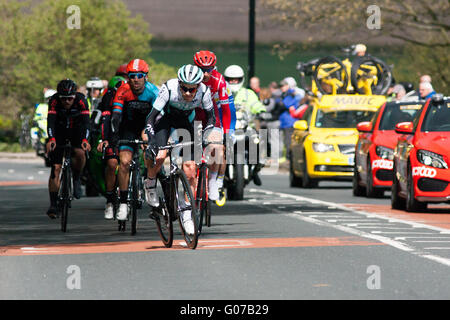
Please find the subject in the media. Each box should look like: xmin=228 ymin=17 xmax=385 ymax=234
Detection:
xmin=150 ymin=141 xmax=200 ymax=249
xmin=116 ymin=139 xmax=146 ymax=235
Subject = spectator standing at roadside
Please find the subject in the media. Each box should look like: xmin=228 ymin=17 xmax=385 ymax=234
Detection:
xmin=249 ymin=76 xmax=261 ymax=98
xmin=262 ymin=82 xmax=283 ymax=159
xmin=276 ymin=77 xmax=304 ymax=161
xmin=420 ymin=75 xmax=432 ymax=84
xmin=353 ymin=44 xmax=367 ymax=57
xmin=419 ymin=82 xmax=436 ymax=100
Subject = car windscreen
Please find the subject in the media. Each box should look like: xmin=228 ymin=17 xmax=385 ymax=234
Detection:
xmin=315 ymin=109 xmax=375 ymax=128
xmin=378 ymin=104 xmax=421 ymax=130
xmin=421 ymin=102 xmax=450 ymax=132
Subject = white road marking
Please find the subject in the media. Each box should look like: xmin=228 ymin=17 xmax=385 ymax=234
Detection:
xmin=250 ymin=188 xmax=450 ymax=267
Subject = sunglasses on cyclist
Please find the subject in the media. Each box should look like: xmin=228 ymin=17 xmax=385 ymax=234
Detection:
xmin=59 ymin=96 xmax=75 ymax=101
xmin=128 ymin=73 xmax=146 ymax=79
xmin=180 ymin=85 xmax=198 ymax=93
xmin=201 ymin=67 xmax=214 ymax=73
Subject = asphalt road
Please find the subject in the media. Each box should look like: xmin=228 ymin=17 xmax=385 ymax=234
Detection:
xmin=1 ymin=159 xmax=450 ymax=303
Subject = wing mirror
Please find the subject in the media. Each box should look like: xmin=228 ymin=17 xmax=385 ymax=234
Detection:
xmin=395 ymin=122 xmax=414 ymax=134
xmin=356 ymin=121 xmax=372 ymax=133
xmin=294 ymin=120 xmax=308 ymax=131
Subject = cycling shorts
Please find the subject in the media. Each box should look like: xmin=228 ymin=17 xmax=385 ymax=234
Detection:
xmin=49 ymin=126 xmax=84 ymax=165
xmin=154 ymin=114 xmax=195 ymax=161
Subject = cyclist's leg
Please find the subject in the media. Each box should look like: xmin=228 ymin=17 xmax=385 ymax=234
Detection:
xmin=70 ymin=128 xmax=87 ymax=199
xmin=47 ymin=130 xmax=64 ymax=218
xmin=145 ymin=119 xmax=169 ymax=206
xmin=205 ymin=127 xmax=224 ymax=200
xmin=104 ymin=147 xmax=118 ymax=219
xmin=48 ymin=158 xmax=63 ymax=218
xmin=116 ymin=129 xmax=136 ymax=220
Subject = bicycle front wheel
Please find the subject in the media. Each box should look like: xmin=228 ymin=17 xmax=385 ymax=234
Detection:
xmin=59 ymin=167 xmax=71 ymax=233
xmin=175 ymin=169 xmax=199 ymax=249
xmin=130 ymin=166 xmax=140 ymax=236
xmin=154 ymin=175 xmax=173 ymax=248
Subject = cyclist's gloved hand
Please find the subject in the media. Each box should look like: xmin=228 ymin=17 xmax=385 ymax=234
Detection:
xmin=145 ymin=141 xmax=159 ymax=161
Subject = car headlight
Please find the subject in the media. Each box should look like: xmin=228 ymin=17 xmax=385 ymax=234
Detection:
xmin=417 ymin=150 xmax=448 ymax=169
xmin=312 ymin=142 xmax=334 ymax=153
xmin=376 ymin=146 xmax=394 ymax=160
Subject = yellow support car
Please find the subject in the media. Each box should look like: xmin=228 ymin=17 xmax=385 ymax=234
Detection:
xmin=289 ymin=94 xmax=386 ymax=188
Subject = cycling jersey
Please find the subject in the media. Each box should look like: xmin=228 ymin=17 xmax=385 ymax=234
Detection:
xmin=149 ymin=79 xmax=214 ymax=125
xmin=47 ymin=92 xmax=90 ymax=143
xmin=145 ymin=79 xmax=216 ymax=154
xmin=112 ymin=81 xmax=159 ymax=123
xmin=112 ymin=81 xmax=159 ymax=151
xmin=195 ymin=69 xmax=233 ymax=133
xmin=47 ymin=92 xmax=90 ymax=164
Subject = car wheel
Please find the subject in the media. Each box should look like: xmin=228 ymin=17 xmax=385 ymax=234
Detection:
xmin=366 ymin=158 xmax=384 ymax=198
xmin=391 ymin=162 xmax=406 ymax=210
xmin=406 ymin=164 xmax=427 ymax=212
xmin=302 ymin=153 xmax=318 ymax=188
xmin=289 ymin=154 xmax=302 ymax=187
xmin=352 ymin=162 xmax=365 ymax=196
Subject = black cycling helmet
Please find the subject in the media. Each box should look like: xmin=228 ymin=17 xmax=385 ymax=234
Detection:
xmin=57 ymin=79 xmax=77 ymax=97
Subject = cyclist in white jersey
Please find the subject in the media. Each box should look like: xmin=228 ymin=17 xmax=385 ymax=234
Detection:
xmin=144 ymin=64 xmax=215 ymax=235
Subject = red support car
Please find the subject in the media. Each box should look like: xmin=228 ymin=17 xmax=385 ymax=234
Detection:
xmin=353 ymin=99 xmax=424 ymax=197
xmin=391 ymin=95 xmax=450 ymax=212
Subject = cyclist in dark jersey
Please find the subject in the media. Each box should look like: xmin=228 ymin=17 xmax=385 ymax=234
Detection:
xmin=96 ymin=74 xmax=126 ymax=219
xmin=45 ymin=79 xmax=91 ymax=219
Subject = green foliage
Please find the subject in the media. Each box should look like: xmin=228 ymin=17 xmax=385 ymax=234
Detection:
xmin=0 ymin=0 xmax=175 ymax=136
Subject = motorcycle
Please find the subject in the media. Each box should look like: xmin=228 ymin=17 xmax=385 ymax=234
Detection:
xmin=224 ymin=106 xmax=263 ymax=201
xmin=30 ymin=118 xmax=51 ymax=167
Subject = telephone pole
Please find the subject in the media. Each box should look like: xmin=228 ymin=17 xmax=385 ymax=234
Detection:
xmin=248 ymin=0 xmax=255 ymax=87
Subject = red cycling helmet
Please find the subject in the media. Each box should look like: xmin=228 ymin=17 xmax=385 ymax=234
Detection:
xmin=193 ymin=50 xmax=217 ymax=68
xmin=126 ymin=59 xmax=149 ymax=74
xmin=115 ymin=64 xmax=128 ymax=76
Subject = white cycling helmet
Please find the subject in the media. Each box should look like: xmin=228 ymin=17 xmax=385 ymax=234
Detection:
xmin=44 ymin=89 xmax=57 ymax=100
xmin=177 ymin=64 xmax=204 ymax=85
xmin=86 ymin=77 xmax=104 ymax=89
xmin=224 ymin=65 xmax=245 ymax=94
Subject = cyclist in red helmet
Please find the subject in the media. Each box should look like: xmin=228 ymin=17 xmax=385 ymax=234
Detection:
xmin=109 ymin=58 xmax=159 ymax=221
xmin=194 ymin=50 xmax=235 ymax=201
xmin=116 ymin=64 xmax=128 ymax=79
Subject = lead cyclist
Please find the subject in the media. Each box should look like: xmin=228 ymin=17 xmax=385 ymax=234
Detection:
xmin=144 ymin=64 xmax=216 ymax=235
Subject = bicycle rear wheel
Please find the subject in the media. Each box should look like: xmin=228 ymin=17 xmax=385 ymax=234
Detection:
xmin=175 ymin=169 xmax=199 ymax=249
xmin=196 ymin=165 xmax=207 ymax=234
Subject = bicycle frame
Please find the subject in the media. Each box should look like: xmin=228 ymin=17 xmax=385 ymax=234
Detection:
xmin=58 ymin=141 xmax=73 ymax=232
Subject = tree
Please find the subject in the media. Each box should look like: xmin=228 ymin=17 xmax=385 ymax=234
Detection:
xmin=259 ymin=0 xmax=449 ymax=92
xmin=0 ymin=0 xmax=176 ymax=131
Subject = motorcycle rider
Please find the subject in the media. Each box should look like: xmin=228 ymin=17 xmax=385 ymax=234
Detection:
xmin=30 ymin=88 xmax=56 ymax=157
xmin=86 ymin=77 xmax=105 ymax=112
xmin=223 ymin=64 xmax=266 ymax=186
